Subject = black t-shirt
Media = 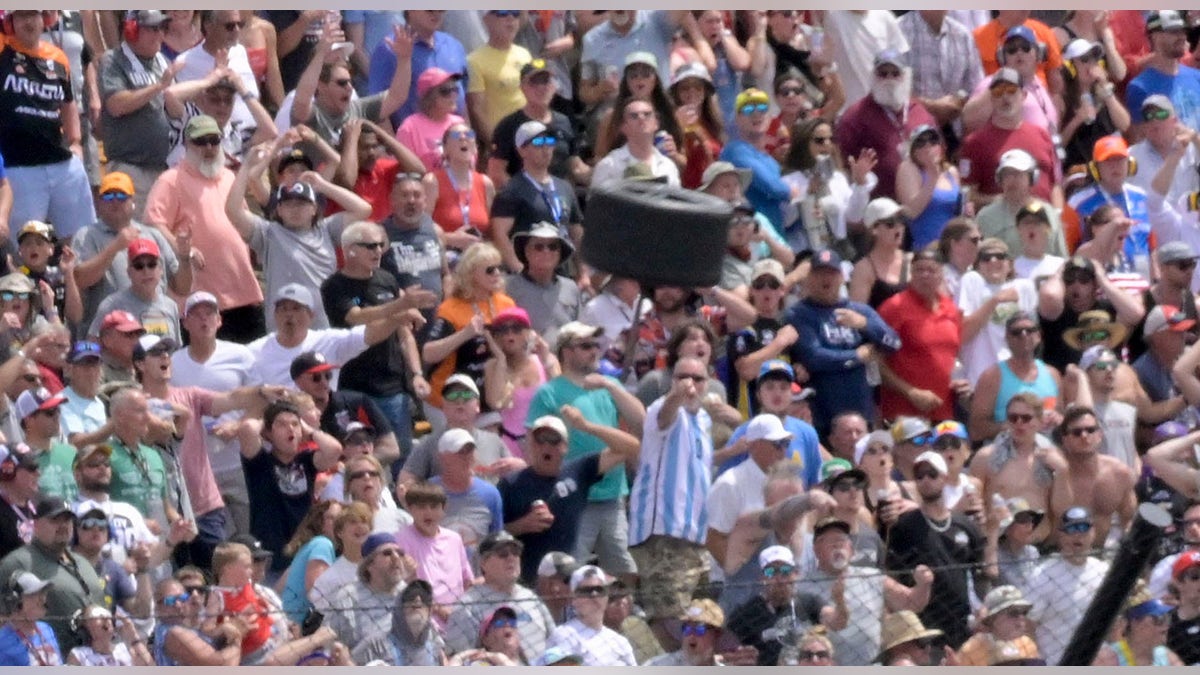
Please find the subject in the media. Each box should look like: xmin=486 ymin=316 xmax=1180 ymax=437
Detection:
xmin=1169 ymin=610 xmax=1200 ymax=665
xmin=490 ymin=109 xmax=578 ymax=180
xmin=0 ymin=39 xmax=74 ymax=166
xmin=0 ymin=493 xmax=33 ymax=560
xmin=884 ymin=510 xmax=984 ymax=649
xmin=320 ymin=389 xmax=395 ymax=440
xmin=1039 ymin=299 xmax=1117 ymax=373
xmin=321 ymin=269 xmax=411 ymax=397
xmin=726 ymin=592 xmax=825 ymax=666
xmin=263 ymin=11 xmax=321 ymax=91
xmin=490 ymin=173 xmax=582 ymax=239
xmin=726 ymin=316 xmax=785 ymax=414
xmin=242 ymin=448 xmax=318 ymax=570
xmin=499 ymin=454 xmax=602 ymax=586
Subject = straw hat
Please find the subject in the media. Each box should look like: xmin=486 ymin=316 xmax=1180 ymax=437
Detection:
xmin=1061 ymin=309 xmax=1127 ymax=351
xmin=878 ymin=611 xmax=943 ymax=660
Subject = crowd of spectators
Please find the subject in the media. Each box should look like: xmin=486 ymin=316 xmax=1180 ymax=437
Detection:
xmin=3 ymin=7 xmax=1200 ymax=667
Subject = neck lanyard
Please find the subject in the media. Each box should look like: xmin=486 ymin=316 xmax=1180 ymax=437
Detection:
xmin=524 ymin=172 xmax=563 ymax=225
xmin=116 ymin=439 xmax=152 ymax=485
xmin=1115 ymin=639 xmax=1137 ymax=665
xmin=14 ymin=625 xmax=50 ymax=666
xmin=445 ymin=168 xmax=473 ymax=230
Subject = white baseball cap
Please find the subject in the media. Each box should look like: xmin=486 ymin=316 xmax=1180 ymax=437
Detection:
xmin=758 ymin=545 xmax=796 ymax=570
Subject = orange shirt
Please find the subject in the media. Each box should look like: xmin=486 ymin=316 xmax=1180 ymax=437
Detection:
xmin=426 ymin=292 xmax=515 ymax=408
xmin=974 ymin=19 xmax=1064 ymax=89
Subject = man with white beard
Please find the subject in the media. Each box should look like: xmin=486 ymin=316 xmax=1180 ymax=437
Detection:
xmin=144 ymin=115 xmax=267 ymax=343
xmin=834 ymin=49 xmax=937 ymax=200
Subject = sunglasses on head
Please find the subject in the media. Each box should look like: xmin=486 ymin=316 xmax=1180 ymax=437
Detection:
xmin=763 ymin=564 xmax=794 ymax=578
xmin=443 ymin=389 xmax=478 ymax=402
xmin=100 ymin=192 xmax=131 ymax=203
xmin=681 ymin=622 xmax=710 ymax=637
xmin=739 ymin=102 xmax=770 ymax=115
xmin=526 ymin=135 xmax=556 ymax=148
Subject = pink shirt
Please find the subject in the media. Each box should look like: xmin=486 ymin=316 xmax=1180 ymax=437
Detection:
xmin=393 ymin=524 xmax=473 ymax=609
xmin=971 ymin=72 xmax=1060 ymax=137
xmin=166 ymin=386 xmax=223 ymax=516
xmin=144 ymin=161 xmax=264 ymax=310
xmin=395 ymin=113 xmax=466 ymax=172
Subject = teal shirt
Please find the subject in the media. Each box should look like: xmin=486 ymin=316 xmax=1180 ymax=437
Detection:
xmin=36 ymin=441 xmax=78 ymax=504
xmin=526 ymin=375 xmax=627 ymax=501
xmin=108 ymin=438 xmax=170 ymax=527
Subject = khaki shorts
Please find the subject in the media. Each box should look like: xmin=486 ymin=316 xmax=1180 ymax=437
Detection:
xmin=629 ymin=535 xmax=709 ymax=620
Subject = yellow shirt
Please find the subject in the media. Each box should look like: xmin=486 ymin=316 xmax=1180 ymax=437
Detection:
xmin=466 ymin=43 xmax=531 ymax=133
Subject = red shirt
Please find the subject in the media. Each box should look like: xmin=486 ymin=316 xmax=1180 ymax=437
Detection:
xmin=959 ymin=120 xmax=1059 ymax=201
xmin=878 ymin=287 xmax=962 ymax=421
xmin=344 ymin=157 xmax=403 ymax=222
xmin=834 ymin=96 xmax=936 ymax=200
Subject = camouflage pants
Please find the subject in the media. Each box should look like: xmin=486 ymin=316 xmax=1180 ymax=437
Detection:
xmin=629 ymin=535 xmax=710 ymax=620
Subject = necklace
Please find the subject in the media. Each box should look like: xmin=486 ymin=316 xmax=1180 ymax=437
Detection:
xmin=923 ymin=512 xmax=951 ymax=533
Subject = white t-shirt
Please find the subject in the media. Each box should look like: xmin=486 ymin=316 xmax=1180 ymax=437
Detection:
xmin=589 ymin=145 xmax=680 ymax=191
xmin=1026 ymin=556 xmax=1108 ymax=665
xmin=705 ymin=458 xmax=766 ymax=535
xmin=171 ymin=341 xmax=260 ymax=474
xmin=248 ymin=326 xmax=369 ymax=387
xmin=1013 ymin=255 xmax=1064 ymax=284
xmin=956 ymin=272 xmax=1038 ymax=385
xmin=310 ymin=556 xmax=358 ymax=612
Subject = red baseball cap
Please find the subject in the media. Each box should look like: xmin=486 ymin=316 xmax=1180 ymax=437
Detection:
xmin=100 ymin=310 xmax=144 ymax=334
xmin=1093 ymin=135 xmax=1130 ymax=163
xmin=1174 ymin=550 xmax=1200 ymax=579
xmin=127 ymin=238 xmax=161 ymax=260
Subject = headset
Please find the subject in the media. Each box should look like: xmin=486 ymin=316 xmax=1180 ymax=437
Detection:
xmin=122 ymin=11 xmax=142 ymax=44
xmin=0 ymin=11 xmax=59 ymax=36
xmin=996 ymin=32 xmax=1047 ymax=68
xmin=1086 ymin=156 xmax=1137 ymax=183
xmin=1063 ymin=56 xmax=1109 ymax=80
xmin=995 ymin=149 xmax=1040 ymax=187
xmin=1187 ymin=192 xmax=1200 ymax=212
xmin=0 ymin=445 xmax=17 ymax=482
xmin=1 ymin=571 xmax=24 ymax=615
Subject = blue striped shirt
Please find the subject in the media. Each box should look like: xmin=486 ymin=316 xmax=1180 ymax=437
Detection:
xmin=628 ymin=398 xmax=712 ymax=546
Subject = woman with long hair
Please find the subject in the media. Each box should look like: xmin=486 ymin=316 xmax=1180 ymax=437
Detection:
xmin=309 ymin=501 xmax=373 ymax=612
xmin=482 ymin=306 xmax=560 ymax=457
xmin=766 ymin=70 xmax=816 ymax=162
xmin=396 ymin=69 xmax=468 ymax=171
xmin=424 ymin=122 xmax=495 ymax=237
xmin=895 ymin=125 xmax=962 ymax=251
xmin=160 ymin=10 xmax=202 ymax=59
xmin=1058 ymin=39 xmax=1130 ymax=169
xmin=937 ymin=218 xmax=982 ymax=299
xmin=956 ymin=238 xmax=1038 ymax=384
xmin=422 ymin=242 xmax=516 ymax=411
xmin=849 ymin=199 xmax=913 ymax=308
xmin=1052 ymin=11 xmax=1127 ymax=83
xmin=747 ymin=10 xmax=843 ymax=120
xmin=781 ymin=117 xmax=875 ymax=255
xmin=238 ymin=11 xmax=285 ymax=111
xmin=280 ymin=499 xmax=341 ymax=625
xmin=592 ymin=53 xmax=685 ymax=167
xmin=668 ymin=62 xmax=726 ymax=188
xmin=1093 ymin=582 xmax=1182 ymax=665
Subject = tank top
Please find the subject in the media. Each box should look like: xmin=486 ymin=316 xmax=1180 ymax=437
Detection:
xmin=245 ymin=47 xmax=268 ymax=85
xmin=994 ymin=360 xmax=1059 ymax=422
xmin=154 ymin=622 xmax=214 ymax=666
xmin=908 ymin=170 xmax=960 ymax=251
xmin=499 ymin=357 xmax=547 ymax=458
xmin=431 ymin=168 xmax=490 ymax=234
xmin=1111 ymin=640 xmax=1171 ymax=666
xmin=215 ymin=584 xmax=273 ymax=656
xmin=867 ymin=254 xmax=910 ymax=309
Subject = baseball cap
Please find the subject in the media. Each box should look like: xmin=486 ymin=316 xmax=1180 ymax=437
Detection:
xmin=697 ymin=161 xmax=751 ymax=192
xmin=72 ymin=444 xmax=112 ymax=469
xmin=791 ymin=383 xmax=815 ymax=403
xmin=997 ymin=149 xmax=1037 ymax=174
xmin=229 ymin=533 xmax=273 ymax=561
xmin=678 ymin=598 xmax=724 ymax=628
xmin=127 ymin=238 xmax=161 ymax=260
xmin=1015 ymin=202 xmax=1051 ymax=225
xmin=758 ymin=544 xmax=795 ymax=569
xmin=873 ymin=48 xmax=904 ymax=70
xmin=0 ymin=444 xmax=38 ymax=472
xmin=1093 ymin=135 xmax=1130 ymax=162
xmin=184 ymin=291 xmax=219 ymax=316
xmin=913 ymin=451 xmax=948 ymax=476
xmin=184 ymin=115 xmax=221 ymax=140
xmin=1062 ymin=38 xmax=1103 ymax=62
xmin=1147 ymin=10 xmax=1186 ymax=33
xmin=17 ymin=220 xmax=54 ymax=243
xmin=537 ymin=551 xmax=579 ymax=579
xmin=514 ymin=120 xmax=550 ymax=148
xmin=1142 ymin=94 xmax=1175 ymax=121
xmin=757 ymin=360 xmax=795 ymax=383
xmin=1003 ymin=25 xmax=1038 ymax=45
xmin=991 ymin=67 xmax=1022 ymax=88
xmin=341 ymin=421 xmax=375 ymax=444
xmin=14 ymin=387 xmax=66 ymax=420
xmin=820 ymin=458 xmax=866 ymax=487
xmin=277 ymin=148 xmax=315 ymax=173
xmin=99 ymin=172 xmax=135 ymax=196
xmin=671 ymin=61 xmax=712 ymax=89
xmin=813 ymin=516 xmax=853 ymax=538
xmin=275 ymin=182 xmax=318 ymax=204
xmin=854 ymin=430 xmax=894 ymax=465
xmin=437 ymin=428 xmax=476 ymax=454
xmin=128 ymin=9 xmax=167 ymax=27
xmin=361 ymin=532 xmax=399 ymax=559
xmin=479 ymin=605 xmax=520 ymax=642
xmin=1174 ymin=550 xmax=1200 ymax=579
xmin=734 ymin=87 xmax=769 ymax=112
xmin=132 ymin=334 xmax=178 ymax=361
xmin=1060 ymin=505 xmax=1093 ymax=530
xmin=752 ymin=258 xmax=786 ymax=285
xmin=68 ymin=341 xmax=102 ymax=364
xmin=35 ymin=495 xmax=74 ymax=520
xmin=1079 ymin=345 xmax=1119 ymax=371
xmin=931 ymin=420 xmax=968 ymax=442
xmin=537 ymin=647 xmax=583 ymax=666
xmin=1062 ymin=255 xmax=1096 ymax=276
xmin=568 ymin=564 xmax=609 ymax=592
xmin=1144 ymin=304 xmax=1196 ymax=337
xmin=415 ymin=67 xmax=461 ymax=99
xmin=527 ymin=415 xmax=568 ymax=440
xmin=273 ymin=283 xmax=315 ymax=310
xmin=289 ymin=351 xmax=335 ymax=380
xmin=810 ymin=248 xmax=843 ymax=271
xmin=624 ymin=51 xmax=659 ymax=70
xmin=442 ymin=373 xmax=480 ymax=397
xmin=519 ymin=58 xmax=551 ymax=80
xmin=9 ymin=572 xmax=52 ymax=596
xmin=1157 ymin=240 xmax=1198 ymax=265
xmin=479 ymin=530 xmax=523 ymax=557
xmin=983 ymin=585 xmax=1032 ymax=618
xmin=744 ymin=414 xmax=793 ymax=443
xmin=891 ymin=416 xmax=932 ymax=443
xmin=555 ymin=321 xmax=603 ymax=353
xmin=864 ymin=198 xmax=903 ymax=227
xmin=1000 ymin=497 xmax=1044 ymax=531
xmin=490 ymin=306 xmax=532 ymax=330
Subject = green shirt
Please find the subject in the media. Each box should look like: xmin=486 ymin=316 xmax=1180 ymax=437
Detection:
xmin=107 ymin=438 xmax=169 ymax=529
xmin=526 ymin=375 xmax=628 ymax=501
xmin=975 ymin=197 xmax=1067 ymax=258
xmin=35 ymin=441 xmax=79 ymax=504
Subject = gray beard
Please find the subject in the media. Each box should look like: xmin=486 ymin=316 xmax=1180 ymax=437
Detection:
xmin=871 ymin=76 xmax=911 ymax=111
xmin=185 ymin=147 xmax=226 ymax=178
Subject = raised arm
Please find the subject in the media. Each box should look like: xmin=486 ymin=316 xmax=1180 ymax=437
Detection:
xmin=376 ymin=25 xmax=414 ymax=123
xmin=559 ymin=404 xmax=640 ymax=474
xmin=224 ymin=146 xmax=272 ymax=241
xmin=1145 ymin=430 xmax=1200 ymax=500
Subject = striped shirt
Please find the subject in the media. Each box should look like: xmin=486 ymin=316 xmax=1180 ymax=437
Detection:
xmin=628 ymin=398 xmax=713 ymax=547
xmin=898 ymin=11 xmax=984 ymax=101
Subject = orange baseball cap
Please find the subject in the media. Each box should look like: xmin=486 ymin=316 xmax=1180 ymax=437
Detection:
xmin=99 ymin=172 xmax=135 ymax=196
xmin=1092 ymin=136 xmax=1129 ymax=162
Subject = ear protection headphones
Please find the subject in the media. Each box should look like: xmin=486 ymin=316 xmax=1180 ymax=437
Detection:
xmin=1064 ymin=57 xmax=1109 ymax=80
xmin=1187 ymin=192 xmax=1200 ymax=212
xmin=123 ymin=12 xmax=141 ymax=44
xmin=0 ymin=445 xmax=17 ymax=482
xmin=0 ymin=11 xmax=59 ymax=36
xmin=996 ymin=33 xmax=1047 ymax=68
xmin=1086 ymin=156 xmax=1137 ymax=183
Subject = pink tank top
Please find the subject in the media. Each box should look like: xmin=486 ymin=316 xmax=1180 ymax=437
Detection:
xmin=499 ymin=358 xmax=547 ymax=458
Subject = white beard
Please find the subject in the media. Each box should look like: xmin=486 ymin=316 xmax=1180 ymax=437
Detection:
xmin=870 ymin=71 xmax=912 ymax=111
xmin=185 ymin=146 xmax=226 ymax=179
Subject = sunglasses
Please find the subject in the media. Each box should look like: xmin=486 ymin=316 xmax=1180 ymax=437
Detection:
xmin=1144 ymin=108 xmax=1173 ymax=122
xmin=752 ymin=278 xmax=782 ymax=291
xmin=308 ymin=371 xmax=334 ymax=382
xmin=488 ymin=617 xmax=519 ymax=630
xmin=443 ymin=389 xmax=478 ymax=402
xmin=484 ymin=265 xmax=504 ymax=275
xmin=739 ymin=102 xmax=770 ymax=115
xmin=875 ymin=68 xmax=903 ymax=80
xmin=190 ymin=135 xmax=222 ymax=147
xmin=354 ymin=241 xmax=387 ymax=251
xmin=1008 ymin=326 xmax=1039 ymax=337
xmin=913 ymin=468 xmax=940 ymax=481
xmin=183 ymin=585 xmax=209 ymax=596
xmin=529 ymin=241 xmax=561 ymax=252
xmin=131 ymin=260 xmax=159 ymax=271
xmin=223 ymin=21 xmax=244 ymax=31
xmin=1091 ymin=361 xmax=1119 ymax=372
xmin=162 ymin=592 xmax=192 ymax=606
xmin=1060 ymin=522 xmax=1092 ymax=534
xmin=575 ymin=585 xmax=608 ymax=597
xmin=910 ymin=432 xmax=936 ymax=446
xmin=1004 ymin=42 xmax=1034 ymax=55
xmin=100 ymin=192 xmax=131 ymax=203
xmin=490 ymin=10 xmax=521 ymax=17
xmin=447 ymin=129 xmax=477 ymax=141
xmin=489 ymin=323 xmax=526 ymax=335
xmin=79 ymin=517 xmax=108 ymax=531
xmin=376 ymin=547 xmax=403 ymax=558
xmin=1007 ymin=412 xmax=1035 ymax=424
xmin=990 ymin=84 xmax=1021 ymax=98
xmin=778 ymin=87 xmax=804 ymax=98
xmin=525 ymin=135 xmax=556 ymax=148
xmin=979 ymin=252 xmax=1008 ymax=262
xmin=800 ymin=650 xmax=831 ymax=661
xmin=1080 ymin=330 xmax=1110 ymax=343
xmin=0 ymin=292 xmax=30 ymax=301
xmin=1065 ymin=425 xmax=1100 ymax=437
xmin=681 ymin=622 xmax=710 ymax=637
xmin=932 ymin=438 xmax=962 ymax=452
xmin=571 ymin=341 xmax=601 ymax=351
xmin=533 ymin=433 xmax=564 ymax=445
xmin=763 ymin=564 xmax=795 ymax=578
xmin=832 ymin=480 xmax=864 ymax=493
xmin=349 ymin=470 xmax=381 ymax=481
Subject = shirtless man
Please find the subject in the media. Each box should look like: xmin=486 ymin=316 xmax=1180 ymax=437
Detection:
xmin=969 ymin=392 xmax=1072 ymax=543
xmin=1145 ymin=429 xmax=1200 ymax=501
xmin=1057 ymin=407 xmax=1136 ymax=546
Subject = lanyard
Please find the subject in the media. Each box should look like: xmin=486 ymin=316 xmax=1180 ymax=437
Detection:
xmin=524 ymin=172 xmax=563 ymax=225
xmin=445 ymin=169 xmax=472 ymax=230
xmin=14 ymin=625 xmax=50 ymax=666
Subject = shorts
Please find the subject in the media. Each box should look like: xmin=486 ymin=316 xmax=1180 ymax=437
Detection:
xmin=629 ymin=535 xmax=709 ymax=621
